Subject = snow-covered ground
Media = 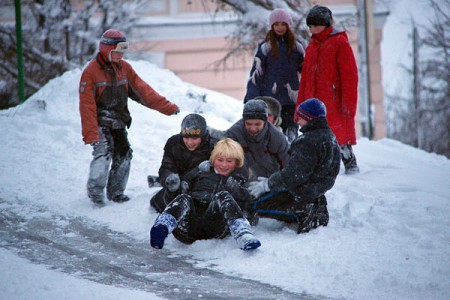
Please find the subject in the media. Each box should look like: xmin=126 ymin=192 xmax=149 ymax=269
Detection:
xmin=1 ymin=1 xmax=449 ymax=299
xmin=1 ymin=60 xmax=449 ymax=300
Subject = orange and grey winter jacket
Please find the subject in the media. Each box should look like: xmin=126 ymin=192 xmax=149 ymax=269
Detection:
xmin=79 ymin=54 xmax=179 ymax=144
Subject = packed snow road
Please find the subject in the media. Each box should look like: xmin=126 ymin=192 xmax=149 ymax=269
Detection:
xmin=0 ymin=198 xmax=327 ymax=300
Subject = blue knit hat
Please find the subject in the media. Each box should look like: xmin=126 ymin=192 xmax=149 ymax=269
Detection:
xmin=296 ymin=98 xmax=326 ymax=121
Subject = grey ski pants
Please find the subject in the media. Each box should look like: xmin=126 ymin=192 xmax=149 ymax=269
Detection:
xmin=87 ymin=126 xmax=133 ymax=200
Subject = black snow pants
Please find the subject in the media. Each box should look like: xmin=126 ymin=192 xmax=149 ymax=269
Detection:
xmin=253 ymin=191 xmax=328 ymax=233
xmin=164 ymin=191 xmax=245 ymax=244
xmin=280 ymin=105 xmax=299 ymax=142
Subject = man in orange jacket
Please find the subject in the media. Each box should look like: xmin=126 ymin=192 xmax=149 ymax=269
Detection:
xmin=79 ymin=29 xmax=180 ymax=205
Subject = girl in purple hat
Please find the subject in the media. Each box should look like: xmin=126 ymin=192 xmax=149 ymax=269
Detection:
xmin=244 ymin=8 xmax=305 ymax=143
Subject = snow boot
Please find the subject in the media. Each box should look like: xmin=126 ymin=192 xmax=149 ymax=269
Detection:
xmin=340 ymin=144 xmax=360 ymax=175
xmin=295 ymin=202 xmax=319 ymax=234
xmin=111 ymin=194 xmax=130 ymax=203
xmin=228 ymin=218 xmax=261 ymax=251
xmin=88 ymin=192 xmax=105 ymax=205
xmin=316 ymin=195 xmax=329 ymax=227
xmin=150 ymin=212 xmax=177 ymax=249
xmin=147 ymin=175 xmax=161 ymax=188
xmin=345 ymin=165 xmax=360 ymax=175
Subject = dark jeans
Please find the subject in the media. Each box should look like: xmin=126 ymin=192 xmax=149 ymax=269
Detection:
xmin=254 ymin=191 xmax=329 ymax=233
xmin=253 ymin=191 xmax=306 ymax=223
xmin=150 ymin=189 xmax=166 ymax=212
xmin=87 ymin=126 xmax=132 ymax=200
xmin=280 ymin=105 xmax=299 ymax=142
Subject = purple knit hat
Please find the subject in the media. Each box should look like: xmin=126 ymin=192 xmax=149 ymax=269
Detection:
xmin=269 ymin=8 xmax=293 ymax=28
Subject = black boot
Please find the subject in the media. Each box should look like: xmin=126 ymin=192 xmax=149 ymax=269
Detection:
xmin=340 ymin=144 xmax=360 ymax=174
xmin=294 ymin=202 xmax=319 ymax=234
xmin=147 ymin=175 xmax=161 ymax=188
xmin=88 ymin=192 xmax=105 ymax=205
xmin=316 ymin=195 xmax=329 ymax=227
xmin=111 ymin=194 xmax=130 ymax=203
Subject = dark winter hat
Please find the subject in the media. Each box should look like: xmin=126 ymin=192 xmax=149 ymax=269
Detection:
xmin=99 ymin=29 xmax=129 ymax=60
xmin=306 ymin=5 xmax=333 ymax=27
xmin=254 ymin=96 xmax=282 ymax=126
xmin=296 ymin=98 xmax=327 ymax=121
xmin=181 ymin=113 xmax=207 ymax=138
xmin=269 ymin=8 xmax=293 ymax=28
xmin=243 ymin=99 xmax=269 ymax=121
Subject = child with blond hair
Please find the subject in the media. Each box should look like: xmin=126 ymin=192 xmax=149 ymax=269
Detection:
xmin=150 ymin=138 xmax=260 ymax=251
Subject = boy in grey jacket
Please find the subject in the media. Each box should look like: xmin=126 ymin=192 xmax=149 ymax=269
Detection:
xmin=226 ymin=99 xmax=290 ymax=182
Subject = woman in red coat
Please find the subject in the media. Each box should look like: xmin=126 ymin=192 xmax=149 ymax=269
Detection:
xmin=296 ymin=5 xmax=360 ymax=174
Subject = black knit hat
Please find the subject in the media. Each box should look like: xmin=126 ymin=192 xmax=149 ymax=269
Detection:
xmin=306 ymin=5 xmax=333 ymax=27
xmin=296 ymin=98 xmax=327 ymax=121
xmin=255 ymin=96 xmax=282 ymax=126
xmin=243 ymin=99 xmax=268 ymax=121
xmin=181 ymin=113 xmax=207 ymax=137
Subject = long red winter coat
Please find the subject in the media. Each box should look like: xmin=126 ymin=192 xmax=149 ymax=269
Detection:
xmin=296 ymin=26 xmax=358 ymax=145
xmin=79 ymin=54 xmax=179 ymax=144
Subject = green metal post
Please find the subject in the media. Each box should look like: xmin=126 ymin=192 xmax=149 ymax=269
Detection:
xmin=15 ymin=0 xmax=25 ymax=103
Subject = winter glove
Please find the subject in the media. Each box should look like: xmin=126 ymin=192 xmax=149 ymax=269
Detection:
xmin=248 ymin=177 xmax=270 ymax=198
xmin=180 ymin=181 xmax=189 ymax=194
xmin=147 ymin=175 xmax=160 ymax=188
xmin=225 ymin=176 xmax=240 ymax=194
xmin=165 ymin=173 xmax=180 ymax=192
xmin=198 ymin=160 xmax=211 ymax=172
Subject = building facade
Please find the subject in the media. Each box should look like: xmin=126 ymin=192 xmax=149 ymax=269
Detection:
xmin=127 ymin=0 xmax=388 ymax=140
xmin=3 ymin=0 xmax=388 ymax=140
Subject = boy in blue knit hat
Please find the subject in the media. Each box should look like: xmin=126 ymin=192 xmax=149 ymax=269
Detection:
xmin=248 ymin=98 xmax=341 ymax=233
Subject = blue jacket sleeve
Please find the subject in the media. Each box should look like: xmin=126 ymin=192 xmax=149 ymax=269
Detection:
xmin=244 ymin=42 xmax=267 ymax=102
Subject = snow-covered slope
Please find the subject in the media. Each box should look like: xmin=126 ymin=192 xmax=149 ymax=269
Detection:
xmin=1 ymin=60 xmax=449 ymax=300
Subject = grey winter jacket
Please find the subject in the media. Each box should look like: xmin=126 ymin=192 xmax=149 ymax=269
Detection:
xmin=268 ymin=117 xmax=341 ymax=201
xmin=226 ymin=119 xmax=290 ymax=181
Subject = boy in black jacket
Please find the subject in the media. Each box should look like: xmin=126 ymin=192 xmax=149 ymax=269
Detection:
xmin=248 ymin=98 xmax=341 ymax=233
xmin=149 ymin=114 xmax=217 ymax=212
xmin=150 ymin=138 xmax=261 ymax=251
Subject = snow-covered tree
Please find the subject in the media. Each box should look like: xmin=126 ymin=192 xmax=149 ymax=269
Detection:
xmin=417 ymin=0 xmax=450 ymax=157
xmin=0 ymin=0 xmax=142 ymax=108
xmin=205 ymin=0 xmax=312 ymax=66
xmin=386 ymin=0 xmax=449 ymax=158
